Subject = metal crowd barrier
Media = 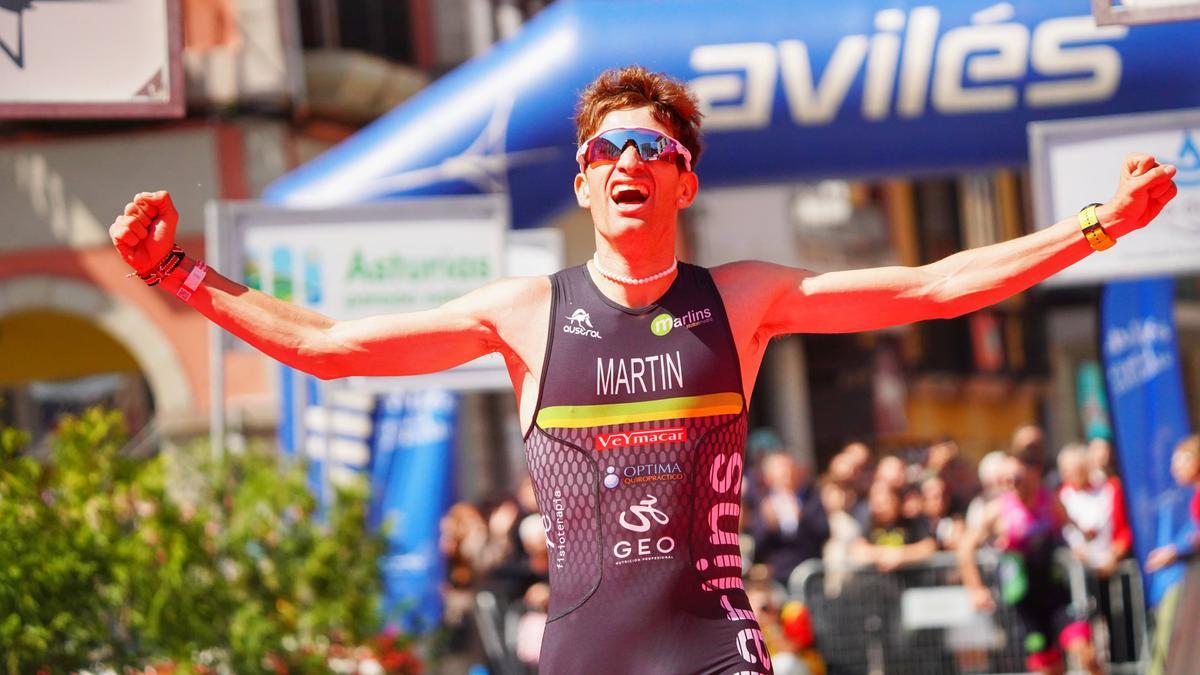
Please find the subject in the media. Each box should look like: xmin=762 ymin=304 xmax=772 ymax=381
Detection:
xmin=1087 ymin=559 xmax=1148 ymax=674
xmin=788 ymin=550 xmax=1149 ymax=675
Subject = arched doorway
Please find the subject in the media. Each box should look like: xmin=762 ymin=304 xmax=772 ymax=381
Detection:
xmin=0 ymin=276 xmax=192 ymax=445
xmin=0 ymin=310 xmax=152 ymax=444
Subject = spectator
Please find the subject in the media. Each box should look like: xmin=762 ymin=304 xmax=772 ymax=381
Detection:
xmin=513 ymin=516 xmax=552 ymax=669
xmin=841 ymin=441 xmax=874 ymax=498
xmin=1146 ymin=434 xmax=1200 ymax=572
xmin=901 ymin=484 xmax=924 ymax=521
xmin=966 ymin=450 xmax=1008 ymax=534
xmin=1057 ymin=444 xmax=1126 ymax=578
xmin=851 ymin=483 xmax=937 ymax=572
xmin=1079 ymin=438 xmax=1137 ymax=663
xmin=959 ymin=445 xmax=1101 ymax=675
xmin=1086 ymin=437 xmax=1133 ymax=564
xmin=483 ymin=484 xmax=546 ymax=611
xmin=751 ymin=451 xmax=830 ymax=586
xmin=922 ymin=475 xmax=964 ymax=551
xmin=438 ymin=502 xmax=490 ymax=665
xmin=875 ymin=455 xmax=907 ymax=493
xmin=819 ymin=478 xmax=862 ymax=596
xmin=926 ymin=439 xmax=979 ymax=512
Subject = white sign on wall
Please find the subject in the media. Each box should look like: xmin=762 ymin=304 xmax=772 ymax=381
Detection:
xmin=1029 ymin=108 xmax=1200 ymax=287
xmin=208 ymin=195 xmax=564 ymax=391
xmin=0 ymin=0 xmax=184 ymax=118
xmin=243 ymin=218 xmax=504 ymax=320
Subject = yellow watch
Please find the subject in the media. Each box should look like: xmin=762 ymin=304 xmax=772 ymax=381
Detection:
xmin=1078 ymin=202 xmax=1115 ymax=251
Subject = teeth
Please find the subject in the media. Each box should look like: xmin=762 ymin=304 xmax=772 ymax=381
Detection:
xmin=613 ymin=185 xmax=648 ymax=198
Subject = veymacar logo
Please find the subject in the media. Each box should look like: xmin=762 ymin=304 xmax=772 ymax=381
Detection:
xmin=563 ymin=307 xmax=602 ymax=339
xmin=595 ymin=426 xmax=687 ymax=450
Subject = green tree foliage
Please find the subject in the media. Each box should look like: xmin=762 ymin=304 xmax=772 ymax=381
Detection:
xmin=0 ymin=408 xmax=397 ymax=674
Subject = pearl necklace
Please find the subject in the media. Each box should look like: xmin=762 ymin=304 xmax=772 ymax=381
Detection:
xmin=592 ymin=252 xmax=678 ymax=286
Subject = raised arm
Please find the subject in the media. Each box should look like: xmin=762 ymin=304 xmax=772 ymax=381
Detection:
xmin=741 ymin=154 xmax=1177 ymax=337
xmin=108 ymin=191 xmax=531 ymax=380
xmin=958 ymin=501 xmax=997 ymax=611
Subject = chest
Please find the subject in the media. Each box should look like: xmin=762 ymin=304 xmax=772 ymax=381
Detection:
xmin=539 ymin=270 xmax=740 ymax=409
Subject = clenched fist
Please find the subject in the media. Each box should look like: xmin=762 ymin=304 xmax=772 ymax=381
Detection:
xmin=109 ymin=190 xmax=179 ymax=275
xmin=1103 ymin=154 xmax=1178 ymax=237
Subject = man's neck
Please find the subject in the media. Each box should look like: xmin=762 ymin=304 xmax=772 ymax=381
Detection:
xmin=590 ymin=238 xmax=679 ymax=308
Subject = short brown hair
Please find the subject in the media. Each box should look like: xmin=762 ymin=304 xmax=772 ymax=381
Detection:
xmin=574 ymin=65 xmax=703 ymax=169
xmin=1176 ymin=434 xmax=1200 ymax=459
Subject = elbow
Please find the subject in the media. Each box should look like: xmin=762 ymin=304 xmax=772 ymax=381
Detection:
xmin=301 ymin=350 xmax=347 ymax=381
xmin=293 ymin=331 xmax=348 ymax=380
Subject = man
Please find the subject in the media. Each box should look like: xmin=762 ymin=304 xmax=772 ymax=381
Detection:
xmin=750 ymin=451 xmax=829 ymax=587
xmin=959 ymin=440 xmax=1100 ymax=675
xmin=110 ymin=66 xmax=1177 ymax=674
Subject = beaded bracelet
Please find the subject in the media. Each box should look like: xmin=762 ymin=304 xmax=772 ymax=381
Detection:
xmin=136 ymin=245 xmax=186 ymax=286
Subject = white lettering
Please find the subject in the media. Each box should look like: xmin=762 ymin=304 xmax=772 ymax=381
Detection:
xmin=596 ymin=352 xmax=684 ymax=397
xmin=689 ymin=43 xmax=777 ymax=130
xmin=644 ymin=354 xmax=660 ymax=390
xmin=687 ymin=7 xmax=1128 ymax=126
xmin=597 ymin=359 xmax=613 ymax=397
xmin=630 ymin=357 xmax=646 ymax=393
xmin=778 ymin=35 xmax=868 ymax=125
xmin=613 ymin=536 xmax=675 ymax=560
xmin=897 ymin=6 xmax=940 ymax=118
xmin=933 ymin=20 xmax=1028 ymax=113
xmin=1026 ymin=17 xmax=1127 ymax=108
xmin=615 ymin=358 xmax=630 ymax=394
xmin=864 ymin=9 xmax=905 ymax=120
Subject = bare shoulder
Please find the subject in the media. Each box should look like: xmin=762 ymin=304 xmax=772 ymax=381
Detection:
xmin=470 ymin=274 xmax=552 ymax=353
xmin=709 ymin=259 xmax=810 ymax=313
xmin=709 ymin=259 xmax=810 ymax=292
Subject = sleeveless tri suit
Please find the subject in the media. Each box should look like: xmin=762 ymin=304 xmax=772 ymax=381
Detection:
xmin=524 ymin=262 xmax=773 ymax=674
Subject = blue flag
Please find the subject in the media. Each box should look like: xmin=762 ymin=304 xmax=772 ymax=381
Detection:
xmin=1100 ymin=278 xmax=1194 ymax=605
xmin=369 ymin=390 xmax=459 ymax=632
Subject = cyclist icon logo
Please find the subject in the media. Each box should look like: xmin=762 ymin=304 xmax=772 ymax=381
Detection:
xmin=619 ymin=494 xmax=670 ymax=532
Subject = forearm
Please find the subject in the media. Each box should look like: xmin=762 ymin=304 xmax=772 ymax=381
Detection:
xmin=158 ymin=256 xmax=499 ymax=379
xmin=922 ymin=205 xmax=1121 ymax=319
xmin=957 ymin=538 xmax=985 ymax=590
xmin=899 ymin=539 xmax=938 ymax=565
xmin=158 ymin=256 xmax=341 ymax=376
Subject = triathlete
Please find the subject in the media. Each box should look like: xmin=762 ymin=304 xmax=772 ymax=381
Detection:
xmin=109 ymin=66 xmax=1177 ymax=674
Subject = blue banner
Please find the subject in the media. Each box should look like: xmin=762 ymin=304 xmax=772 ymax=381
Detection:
xmin=265 ymin=0 xmax=1200 ymax=229
xmin=1100 ymin=278 xmax=1194 ymax=605
xmin=369 ymin=390 xmax=459 ymax=632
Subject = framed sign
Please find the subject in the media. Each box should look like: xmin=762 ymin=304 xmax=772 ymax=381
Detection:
xmin=0 ymin=0 xmax=184 ymax=118
xmin=1029 ymin=108 xmax=1200 ymax=286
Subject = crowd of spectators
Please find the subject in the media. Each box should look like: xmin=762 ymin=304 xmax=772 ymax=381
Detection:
xmin=438 ymin=425 xmax=1140 ymax=673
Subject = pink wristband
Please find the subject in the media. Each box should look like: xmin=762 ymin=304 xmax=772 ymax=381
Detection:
xmin=176 ymin=260 xmax=208 ymax=302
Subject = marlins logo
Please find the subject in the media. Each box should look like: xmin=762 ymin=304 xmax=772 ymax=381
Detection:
xmin=563 ymin=308 xmax=602 ymax=339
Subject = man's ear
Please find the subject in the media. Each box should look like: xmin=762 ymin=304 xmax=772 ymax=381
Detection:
xmin=676 ymin=171 xmax=699 ymax=209
xmin=574 ymin=172 xmax=591 ymax=208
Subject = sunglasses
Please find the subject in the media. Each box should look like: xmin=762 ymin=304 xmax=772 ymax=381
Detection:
xmin=576 ymin=127 xmax=693 ymax=173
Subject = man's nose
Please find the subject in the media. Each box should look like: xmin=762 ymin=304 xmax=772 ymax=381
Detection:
xmin=615 ymin=143 xmax=644 ymax=171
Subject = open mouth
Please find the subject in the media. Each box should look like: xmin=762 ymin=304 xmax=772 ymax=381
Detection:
xmin=611 ymin=184 xmax=649 ymax=206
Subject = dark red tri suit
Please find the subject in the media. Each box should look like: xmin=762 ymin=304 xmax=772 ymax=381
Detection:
xmin=524 ymin=262 xmax=772 ymax=674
